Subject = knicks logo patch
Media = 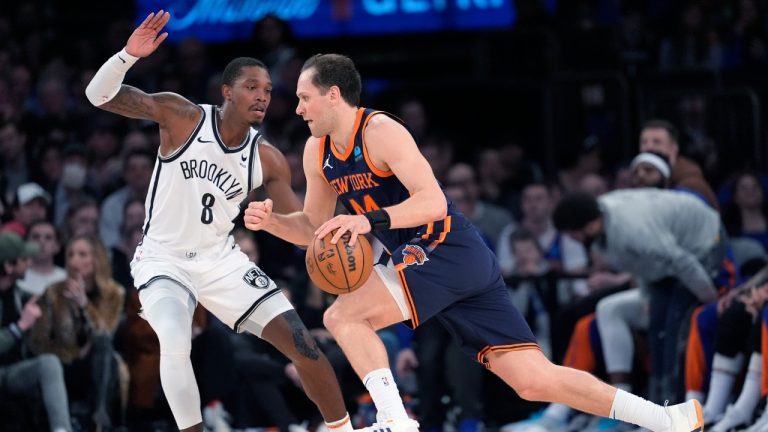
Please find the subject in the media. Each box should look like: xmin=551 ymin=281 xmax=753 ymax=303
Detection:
xmin=402 ymin=245 xmax=428 ymax=267
xmin=243 ymin=267 xmax=271 ymax=289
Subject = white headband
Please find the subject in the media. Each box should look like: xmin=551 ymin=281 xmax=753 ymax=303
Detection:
xmin=631 ymin=153 xmax=671 ymax=179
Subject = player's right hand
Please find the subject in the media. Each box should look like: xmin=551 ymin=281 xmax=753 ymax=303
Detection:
xmin=126 ymin=10 xmax=171 ymax=58
xmin=244 ymin=199 xmax=273 ymax=231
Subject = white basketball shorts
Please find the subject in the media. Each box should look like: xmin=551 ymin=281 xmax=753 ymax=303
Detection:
xmin=131 ymin=235 xmax=293 ymax=334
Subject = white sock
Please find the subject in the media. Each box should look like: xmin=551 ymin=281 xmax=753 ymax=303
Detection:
xmin=326 ymin=412 xmax=353 ymax=432
xmin=363 ymin=368 xmax=408 ymax=421
xmin=609 ymin=389 xmax=670 ymax=431
xmin=543 ymin=403 xmax=571 ymax=421
xmin=703 ymin=353 xmax=744 ymax=418
xmin=729 ymin=353 xmax=763 ymax=420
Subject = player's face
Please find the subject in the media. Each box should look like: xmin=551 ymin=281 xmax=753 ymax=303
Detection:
xmin=67 ymin=238 xmax=95 ymax=279
xmin=632 ymin=162 xmax=664 ymax=188
xmin=226 ymin=66 xmax=272 ymax=125
xmin=296 ymin=69 xmax=331 ymax=138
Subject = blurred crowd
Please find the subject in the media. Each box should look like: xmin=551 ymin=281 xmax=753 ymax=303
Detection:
xmin=2 ymin=1 xmax=768 ymax=432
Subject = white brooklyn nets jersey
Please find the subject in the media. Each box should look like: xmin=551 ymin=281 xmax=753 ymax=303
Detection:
xmin=142 ymin=104 xmax=263 ymax=254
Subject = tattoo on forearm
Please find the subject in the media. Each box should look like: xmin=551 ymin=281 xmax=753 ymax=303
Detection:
xmin=285 ymin=311 xmax=321 ymax=360
xmin=102 ymin=86 xmax=198 ymax=121
xmin=103 ymin=85 xmax=155 ymax=119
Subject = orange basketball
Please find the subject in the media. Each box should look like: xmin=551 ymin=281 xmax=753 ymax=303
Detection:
xmin=306 ymin=230 xmax=373 ymax=295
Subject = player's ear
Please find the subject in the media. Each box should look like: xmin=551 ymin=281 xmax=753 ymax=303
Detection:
xmin=222 ymin=84 xmax=231 ymax=102
xmin=328 ymin=85 xmax=341 ymax=105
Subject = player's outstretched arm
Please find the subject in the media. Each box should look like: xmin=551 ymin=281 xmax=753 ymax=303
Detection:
xmin=85 ymin=10 xmax=200 ymax=153
xmin=245 ymin=137 xmax=337 ymax=246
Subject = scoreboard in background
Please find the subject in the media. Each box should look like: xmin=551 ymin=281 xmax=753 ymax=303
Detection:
xmin=135 ymin=0 xmax=528 ymax=42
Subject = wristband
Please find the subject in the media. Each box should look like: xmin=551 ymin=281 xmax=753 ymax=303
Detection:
xmin=364 ymin=209 xmax=391 ymax=231
xmin=85 ymin=48 xmax=140 ymax=106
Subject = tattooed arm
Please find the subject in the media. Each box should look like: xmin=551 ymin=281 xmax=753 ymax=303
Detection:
xmin=100 ymin=87 xmax=201 ymax=155
xmin=85 ymin=10 xmax=201 ymax=155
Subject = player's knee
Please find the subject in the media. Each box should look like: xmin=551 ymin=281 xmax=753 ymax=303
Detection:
xmin=510 ymin=372 xmax=554 ymax=402
xmin=323 ymin=303 xmax=348 ymax=334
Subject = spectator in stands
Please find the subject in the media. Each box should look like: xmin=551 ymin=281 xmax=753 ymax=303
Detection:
xmin=445 ymin=163 xmax=513 ymax=249
xmin=497 ymin=182 xmax=588 ymax=287
xmin=639 ymin=119 xmax=718 ymax=208
xmin=658 ymin=2 xmax=723 ymax=70
xmin=29 ymin=234 xmax=125 ymax=430
xmin=722 ymin=171 xmax=768 ymax=251
xmin=19 ymin=220 xmax=66 ymax=296
xmin=85 ymin=117 xmax=123 ymax=196
xmin=557 ymin=135 xmax=602 ymax=194
xmin=554 ymin=189 xmax=725 ymax=403
xmin=54 ymin=146 xmax=94 ymax=227
xmin=578 ymin=173 xmax=609 ymax=197
xmin=99 ymin=149 xmax=153 ymax=249
xmin=110 ymin=198 xmax=145 ymax=298
xmin=0 ymin=182 xmax=50 ymax=237
xmin=62 ymin=195 xmax=100 ymax=246
xmin=0 ymin=232 xmax=72 ymax=432
xmin=0 ymin=120 xmax=29 ymax=203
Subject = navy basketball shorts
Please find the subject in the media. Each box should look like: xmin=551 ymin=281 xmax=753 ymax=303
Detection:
xmin=382 ymin=216 xmax=539 ymax=366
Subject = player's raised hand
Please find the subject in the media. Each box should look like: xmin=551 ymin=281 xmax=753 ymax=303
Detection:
xmin=125 ymin=10 xmax=171 ymax=58
xmin=244 ymin=199 xmax=273 ymax=231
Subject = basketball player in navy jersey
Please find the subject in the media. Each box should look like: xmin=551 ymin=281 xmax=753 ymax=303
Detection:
xmin=85 ymin=12 xmax=353 ymax=432
xmin=244 ymin=54 xmax=705 ymax=432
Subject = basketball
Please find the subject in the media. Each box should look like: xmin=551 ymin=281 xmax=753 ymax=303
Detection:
xmin=306 ymin=230 xmax=373 ymax=295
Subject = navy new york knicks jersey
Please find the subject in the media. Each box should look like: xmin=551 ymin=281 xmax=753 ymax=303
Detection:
xmin=318 ymin=108 xmax=538 ymax=364
xmin=318 ymin=108 xmax=468 ymax=253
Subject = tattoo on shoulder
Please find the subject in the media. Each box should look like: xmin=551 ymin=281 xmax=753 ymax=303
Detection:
xmin=284 ymin=311 xmax=321 ymax=360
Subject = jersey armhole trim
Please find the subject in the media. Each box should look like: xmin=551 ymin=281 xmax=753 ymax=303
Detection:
xmin=361 ymin=111 xmax=394 ymax=178
xmin=318 ymin=136 xmax=332 ymax=186
xmin=247 ymin=133 xmax=260 ymax=192
xmin=159 ymin=105 xmax=206 ymax=163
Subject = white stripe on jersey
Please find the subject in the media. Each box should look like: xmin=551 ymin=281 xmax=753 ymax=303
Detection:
xmin=142 ymin=104 xmax=264 ymax=253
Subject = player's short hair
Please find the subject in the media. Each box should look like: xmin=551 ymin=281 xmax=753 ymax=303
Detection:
xmin=641 ymin=119 xmax=679 ymax=144
xmin=222 ymin=57 xmax=268 ymax=87
xmin=553 ymin=192 xmax=602 ymax=232
xmin=301 ymin=54 xmax=361 ymax=106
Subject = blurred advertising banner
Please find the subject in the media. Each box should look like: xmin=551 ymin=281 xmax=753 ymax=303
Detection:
xmin=136 ymin=0 xmax=520 ymax=42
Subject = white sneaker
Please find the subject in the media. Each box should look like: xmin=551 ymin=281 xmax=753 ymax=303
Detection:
xmin=742 ymin=408 xmax=768 ymax=432
xmin=709 ymin=404 xmax=751 ymax=432
xmin=662 ymin=400 xmax=704 ymax=432
xmin=356 ymin=418 xmax=420 ymax=432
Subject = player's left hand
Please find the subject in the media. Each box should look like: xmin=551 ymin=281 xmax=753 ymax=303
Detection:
xmin=315 ymin=214 xmax=370 ymax=246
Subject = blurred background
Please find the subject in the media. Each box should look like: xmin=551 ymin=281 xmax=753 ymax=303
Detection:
xmin=2 ymin=1 xmax=768 ymax=431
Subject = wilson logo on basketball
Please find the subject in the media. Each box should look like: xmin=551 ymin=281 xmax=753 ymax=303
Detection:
xmin=402 ymin=245 xmax=428 ymax=267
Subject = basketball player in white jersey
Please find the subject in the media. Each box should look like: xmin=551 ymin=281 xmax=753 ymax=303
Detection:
xmin=85 ymin=11 xmax=353 ymax=432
